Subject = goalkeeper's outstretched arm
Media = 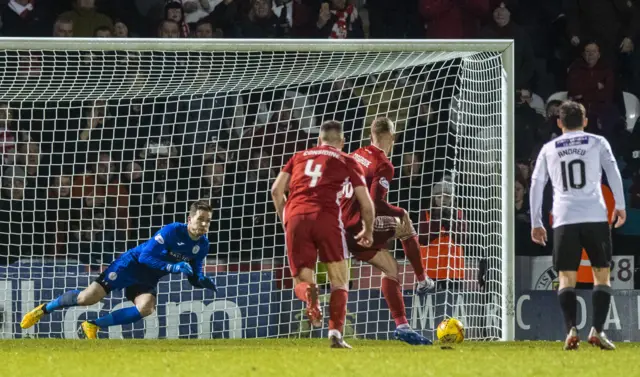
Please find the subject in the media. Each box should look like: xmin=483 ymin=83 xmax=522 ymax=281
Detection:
xmin=188 ymin=247 xmax=217 ymax=292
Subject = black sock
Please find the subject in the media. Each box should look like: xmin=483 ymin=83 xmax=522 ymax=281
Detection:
xmin=592 ymin=285 xmax=613 ymax=333
xmin=558 ymin=287 xmax=577 ymax=333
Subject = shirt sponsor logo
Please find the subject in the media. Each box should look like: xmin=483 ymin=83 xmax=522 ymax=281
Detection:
xmin=555 ymin=136 xmax=589 ymax=148
xmin=353 ymin=153 xmax=371 ymax=168
xmin=169 ymin=251 xmax=190 ymax=262
xmin=155 ymin=234 xmax=165 ymax=244
xmin=379 ymin=177 xmax=389 ymax=189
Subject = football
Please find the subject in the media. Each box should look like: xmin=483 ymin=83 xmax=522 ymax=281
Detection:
xmin=436 ymin=318 xmax=465 ymax=344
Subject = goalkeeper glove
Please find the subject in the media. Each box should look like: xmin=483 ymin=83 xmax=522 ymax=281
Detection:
xmin=197 ymin=275 xmax=217 ymax=292
xmin=167 ymin=262 xmax=193 ymax=275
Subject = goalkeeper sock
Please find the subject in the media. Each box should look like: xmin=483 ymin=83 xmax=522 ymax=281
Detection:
xmin=557 ymin=287 xmax=577 ymax=333
xmin=294 ymin=282 xmax=310 ymax=303
xmin=44 ymin=289 xmax=81 ymax=314
xmin=381 ymin=277 xmax=408 ymax=327
xmin=401 ymin=236 xmax=426 ymax=282
xmin=93 ymin=306 xmax=142 ymax=328
xmin=592 ymin=285 xmax=613 ymax=333
xmin=328 ymin=287 xmax=348 ymax=333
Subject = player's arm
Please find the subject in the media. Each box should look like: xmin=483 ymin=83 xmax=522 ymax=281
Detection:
xmin=529 ymin=148 xmax=549 ymax=245
xmin=188 ymin=242 xmax=217 ymax=292
xmin=271 ymin=156 xmax=294 ymax=225
xmin=138 ymin=225 xmax=192 ymax=274
xmin=350 ymin=162 xmax=375 ymax=246
xmin=370 ymin=164 xmax=406 ymax=218
xmin=599 ymin=138 xmax=627 ymax=227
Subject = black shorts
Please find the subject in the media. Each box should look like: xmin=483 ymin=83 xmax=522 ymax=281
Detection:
xmin=553 ymin=221 xmax=612 ymax=272
xmin=94 ymin=272 xmax=158 ymax=302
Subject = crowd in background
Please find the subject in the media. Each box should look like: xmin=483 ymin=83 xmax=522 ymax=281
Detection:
xmin=0 ymin=0 xmax=639 ymax=287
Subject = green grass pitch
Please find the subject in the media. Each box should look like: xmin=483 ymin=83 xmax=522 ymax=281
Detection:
xmin=0 ymin=339 xmax=636 ymax=377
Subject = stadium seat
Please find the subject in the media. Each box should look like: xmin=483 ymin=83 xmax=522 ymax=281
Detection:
xmin=546 ymin=91 xmax=568 ymax=104
xmin=623 ymin=91 xmax=640 ymax=132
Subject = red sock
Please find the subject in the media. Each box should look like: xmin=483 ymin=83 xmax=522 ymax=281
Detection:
xmin=294 ymin=282 xmax=310 ymax=303
xmin=402 ymin=236 xmax=426 ymax=281
xmin=328 ymin=288 xmax=348 ymax=333
xmin=381 ymin=277 xmax=408 ymax=327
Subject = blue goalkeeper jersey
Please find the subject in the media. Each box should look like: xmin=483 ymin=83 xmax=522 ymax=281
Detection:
xmin=114 ymin=222 xmax=210 ymax=287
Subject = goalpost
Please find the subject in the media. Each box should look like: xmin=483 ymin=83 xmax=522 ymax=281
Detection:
xmin=0 ymin=38 xmax=514 ymax=341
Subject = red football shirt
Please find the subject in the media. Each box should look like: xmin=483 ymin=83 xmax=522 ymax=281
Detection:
xmin=341 ymin=145 xmax=405 ymax=230
xmin=283 ymin=145 xmax=366 ymax=224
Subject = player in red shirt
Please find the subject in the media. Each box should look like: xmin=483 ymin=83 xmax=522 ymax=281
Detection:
xmin=341 ymin=117 xmax=434 ymax=345
xmin=271 ymin=120 xmax=375 ymax=349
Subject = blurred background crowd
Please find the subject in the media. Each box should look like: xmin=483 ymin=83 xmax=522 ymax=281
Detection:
xmin=0 ymin=0 xmax=639 ymax=288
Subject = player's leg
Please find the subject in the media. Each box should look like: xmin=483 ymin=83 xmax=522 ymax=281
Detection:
xmin=582 ymin=222 xmax=615 ymax=350
xmin=315 ymin=213 xmax=352 ymax=349
xmin=325 ymin=260 xmax=351 ymax=349
xmin=20 ymin=282 xmax=107 ymax=329
xmin=285 ymin=214 xmax=322 ymax=327
xmin=81 ymin=287 xmax=157 ymax=339
xmin=553 ymin=224 xmax=583 ymax=350
xmin=366 ymin=250 xmax=431 ymax=345
xmin=391 ymin=216 xmax=433 ymax=293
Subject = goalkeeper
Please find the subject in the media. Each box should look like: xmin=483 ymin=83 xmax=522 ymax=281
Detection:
xmin=20 ymin=200 xmax=218 ymax=339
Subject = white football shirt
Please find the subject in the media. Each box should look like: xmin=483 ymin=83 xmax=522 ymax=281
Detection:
xmin=530 ymin=131 xmax=625 ymax=228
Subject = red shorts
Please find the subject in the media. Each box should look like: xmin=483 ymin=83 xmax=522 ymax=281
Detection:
xmin=346 ymin=216 xmax=397 ymax=262
xmin=285 ymin=212 xmax=349 ymax=277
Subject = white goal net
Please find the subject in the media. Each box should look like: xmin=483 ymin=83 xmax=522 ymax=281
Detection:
xmin=0 ymin=39 xmax=514 ymax=341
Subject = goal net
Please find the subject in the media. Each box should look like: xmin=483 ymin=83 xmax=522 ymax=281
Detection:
xmin=0 ymin=39 xmax=514 ymax=341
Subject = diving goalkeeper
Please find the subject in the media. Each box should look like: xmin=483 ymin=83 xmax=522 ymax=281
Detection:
xmin=20 ymin=200 xmax=218 ymax=339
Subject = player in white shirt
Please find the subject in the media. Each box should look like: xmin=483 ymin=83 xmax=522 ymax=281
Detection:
xmin=530 ymin=101 xmax=626 ymax=351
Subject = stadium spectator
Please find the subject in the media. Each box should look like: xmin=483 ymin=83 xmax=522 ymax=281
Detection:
xmin=479 ymin=2 xmax=535 ymax=90
xmin=157 ymin=19 xmax=181 ymax=38
xmin=76 ymin=100 xmax=127 ymax=161
xmin=165 ymin=1 xmax=190 ymax=37
xmin=0 ymin=0 xmax=54 ymax=37
xmin=15 ymin=140 xmax=49 ymax=191
xmin=243 ymin=98 xmax=309 ymax=166
xmin=314 ymin=79 xmax=365 ymax=152
xmin=0 ymin=103 xmax=16 ymax=165
xmin=545 ymin=99 xmax=563 ymax=138
xmin=71 ymin=152 xmax=130 ymax=233
xmin=93 ymin=26 xmax=113 ymax=37
xmin=182 ymin=0 xmax=217 ymax=24
xmin=567 ymin=42 xmax=616 ymax=118
xmin=514 ymin=89 xmax=547 ymax=161
xmin=194 ymin=19 xmax=222 ymax=37
xmin=235 ymin=0 xmax=288 ymax=38
xmin=418 ymin=0 xmax=489 ymax=39
xmin=0 ymin=165 xmax=47 ymax=262
xmin=113 ymin=20 xmax=130 ymax=37
xmin=316 ymin=0 xmax=364 ymax=39
xmin=566 ymin=0 xmax=639 ymax=65
xmin=52 ymin=16 xmax=74 ymax=37
xmin=366 ymin=0 xmax=422 ymax=38
xmin=199 ymin=160 xmax=226 ymax=199
xmin=1 ymin=166 xmax=25 ymax=201
xmin=418 ymin=177 xmax=466 ymax=284
xmin=272 ymin=0 xmax=293 ymax=36
xmin=514 ymin=176 xmax=533 ymax=255
xmin=208 ymin=0 xmax=243 ymax=37
xmin=47 ymin=173 xmax=73 ymax=254
xmin=59 ymin=0 xmax=113 ymax=37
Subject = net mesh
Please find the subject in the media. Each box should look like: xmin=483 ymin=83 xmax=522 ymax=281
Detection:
xmin=0 ymin=42 xmax=506 ymax=340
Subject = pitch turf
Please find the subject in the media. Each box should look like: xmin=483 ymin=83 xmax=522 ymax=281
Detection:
xmin=0 ymin=339 xmax=637 ymax=377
